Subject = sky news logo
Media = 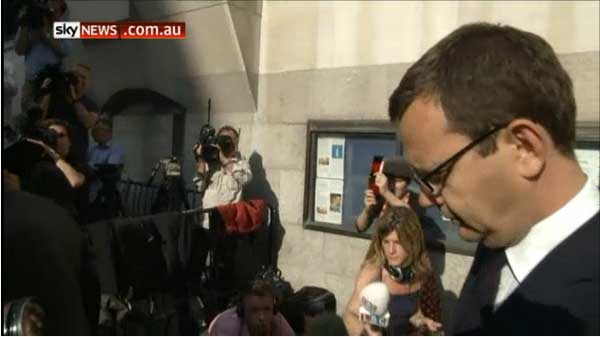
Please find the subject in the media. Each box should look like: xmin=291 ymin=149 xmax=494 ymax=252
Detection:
xmin=53 ymin=22 xmax=186 ymax=39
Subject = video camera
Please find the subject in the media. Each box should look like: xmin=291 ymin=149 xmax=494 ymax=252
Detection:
xmin=3 ymin=120 xmax=60 ymax=183
xmin=194 ymin=124 xmax=235 ymax=163
xmin=17 ymin=0 xmax=53 ymax=30
xmin=35 ymin=65 xmax=79 ymax=99
xmin=193 ymin=99 xmax=235 ymax=163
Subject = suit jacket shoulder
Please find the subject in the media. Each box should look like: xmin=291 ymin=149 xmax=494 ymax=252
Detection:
xmin=491 ymin=212 xmax=599 ymax=335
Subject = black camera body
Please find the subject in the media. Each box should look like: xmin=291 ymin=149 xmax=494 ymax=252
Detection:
xmin=28 ymin=127 xmax=59 ymax=149
xmin=2 ymin=126 xmax=59 ymax=189
xmin=36 ymin=66 xmax=79 ymax=99
xmin=18 ymin=0 xmax=53 ymax=29
xmin=194 ymin=125 xmax=235 ymax=163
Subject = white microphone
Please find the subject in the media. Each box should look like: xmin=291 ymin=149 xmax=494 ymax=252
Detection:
xmin=358 ymin=282 xmax=390 ymax=328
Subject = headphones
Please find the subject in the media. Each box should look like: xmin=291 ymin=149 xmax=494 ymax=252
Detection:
xmin=384 ymin=261 xmax=415 ymax=284
xmin=303 ymin=289 xmax=336 ymax=316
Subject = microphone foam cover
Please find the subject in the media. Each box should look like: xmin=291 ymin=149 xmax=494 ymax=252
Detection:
xmin=359 ymin=282 xmax=390 ymax=316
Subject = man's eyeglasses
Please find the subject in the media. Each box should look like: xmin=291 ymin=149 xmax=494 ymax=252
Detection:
xmin=413 ymin=124 xmax=508 ymax=196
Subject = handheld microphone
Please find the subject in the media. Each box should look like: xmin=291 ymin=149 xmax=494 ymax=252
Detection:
xmin=358 ymin=282 xmax=390 ymax=328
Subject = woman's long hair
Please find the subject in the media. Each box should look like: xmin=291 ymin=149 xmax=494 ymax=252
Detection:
xmin=363 ymin=207 xmax=431 ymax=280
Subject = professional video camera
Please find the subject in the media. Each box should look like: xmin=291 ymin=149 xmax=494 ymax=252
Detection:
xmin=17 ymin=0 xmax=53 ymax=30
xmin=35 ymin=65 xmax=79 ymax=100
xmin=194 ymin=125 xmax=235 ymax=163
xmin=193 ymin=99 xmax=235 ymax=163
xmin=3 ymin=297 xmax=45 ymax=336
xmin=3 ymin=117 xmax=60 ymax=183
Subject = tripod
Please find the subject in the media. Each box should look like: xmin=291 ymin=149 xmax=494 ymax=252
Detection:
xmin=89 ymin=165 xmax=126 ymax=222
xmin=148 ymin=157 xmax=190 ymax=214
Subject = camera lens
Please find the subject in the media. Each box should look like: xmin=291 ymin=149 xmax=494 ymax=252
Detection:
xmin=3 ymin=297 xmax=45 ymax=336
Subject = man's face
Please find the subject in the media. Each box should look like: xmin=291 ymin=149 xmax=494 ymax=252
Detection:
xmin=49 ymin=124 xmax=70 ymax=157
xmin=74 ymin=66 xmax=91 ymax=95
xmin=398 ymin=97 xmax=519 ymax=248
xmin=243 ymin=295 xmax=274 ymax=336
xmin=92 ymin=124 xmax=112 ymax=144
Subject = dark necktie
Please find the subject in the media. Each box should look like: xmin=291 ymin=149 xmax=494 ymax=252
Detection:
xmin=450 ymin=246 xmax=508 ymax=335
xmin=477 ymin=248 xmax=507 ymax=324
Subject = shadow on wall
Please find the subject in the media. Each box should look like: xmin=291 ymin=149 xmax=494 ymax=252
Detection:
xmin=242 ymin=151 xmax=286 ymax=268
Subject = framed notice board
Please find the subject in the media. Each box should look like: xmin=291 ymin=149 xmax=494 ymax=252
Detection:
xmin=302 ymin=119 xmax=476 ymax=254
xmin=303 ymin=120 xmax=600 ymax=256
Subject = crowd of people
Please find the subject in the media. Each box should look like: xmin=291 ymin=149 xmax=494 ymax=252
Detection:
xmin=2 ymin=10 xmax=598 ymax=337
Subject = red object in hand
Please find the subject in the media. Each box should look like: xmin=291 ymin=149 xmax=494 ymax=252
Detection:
xmin=369 ymin=156 xmax=384 ymax=195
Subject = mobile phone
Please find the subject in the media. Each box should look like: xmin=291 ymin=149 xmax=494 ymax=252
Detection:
xmin=368 ymin=156 xmax=384 ymax=195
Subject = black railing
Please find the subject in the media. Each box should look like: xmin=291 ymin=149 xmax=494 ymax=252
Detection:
xmin=115 ymin=179 xmax=200 ymax=217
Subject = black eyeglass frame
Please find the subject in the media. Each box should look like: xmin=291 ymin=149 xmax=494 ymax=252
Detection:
xmin=413 ymin=123 xmax=509 ymax=196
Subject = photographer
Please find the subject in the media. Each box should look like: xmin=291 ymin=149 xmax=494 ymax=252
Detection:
xmin=71 ymin=63 xmax=100 ymax=130
xmin=36 ymin=63 xmax=96 ymax=164
xmin=24 ymin=118 xmax=86 ymax=220
xmin=193 ymin=125 xmax=252 ymax=210
xmin=15 ymin=0 xmax=71 ymax=113
xmin=355 ymin=157 xmax=413 ymax=233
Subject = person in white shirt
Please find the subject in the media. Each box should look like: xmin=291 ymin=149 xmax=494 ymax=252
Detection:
xmin=388 ymin=22 xmax=599 ymax=335
xmin=192 ymin=125 xmax=252 ymax=210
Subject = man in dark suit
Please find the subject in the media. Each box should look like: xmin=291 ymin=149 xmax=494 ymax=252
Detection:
xmin=388 ymin=23 xmax=599 ymax=334
xmin=2 ymin=187 xmax=99 ymax=335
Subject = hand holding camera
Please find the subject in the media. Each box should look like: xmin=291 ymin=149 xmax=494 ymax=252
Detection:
xmin=193 ymin=124 xmax=235 ymax=164
xmin=25 ymin=138 xmax=60 ymax=162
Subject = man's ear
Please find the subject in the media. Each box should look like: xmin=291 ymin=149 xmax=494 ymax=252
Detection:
xmin=504 ymin=119 xmax=548 ymax=180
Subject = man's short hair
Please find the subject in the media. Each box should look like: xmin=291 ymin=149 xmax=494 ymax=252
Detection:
xmin=218 ymin=125 xmax=240 ymax=139
xmin=95 ymin=116 xmax=113 ymax=129
xmin=388 ymin=22 xmax=576 ymax=157
xmin=76 ymin=63 xmax=91 ymax=72
xmin=243 ymin=279 xmax=275 ymax=300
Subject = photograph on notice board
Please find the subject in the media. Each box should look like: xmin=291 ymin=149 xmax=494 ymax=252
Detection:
xmin=329 ymin=193 xmax=342 ymax=213
xmin=314 ymin=178 xmax=344 ymax=224
xmin=316 ymin=136 xmax=345 ymax=179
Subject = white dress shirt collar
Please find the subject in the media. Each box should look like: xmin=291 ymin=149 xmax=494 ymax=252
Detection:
xmin=505 ymin=176 xmax=600 ymax=283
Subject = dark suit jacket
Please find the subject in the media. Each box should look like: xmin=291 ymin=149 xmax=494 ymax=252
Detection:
xmin=451 ymin=212 xmax=599 ymax=335
xmin=2 ymin=190 xmax=97 ymax=335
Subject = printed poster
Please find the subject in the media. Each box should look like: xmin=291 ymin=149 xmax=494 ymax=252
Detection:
xmin=575 ymin=148 xmax=599 ymax=188
xmin=314 ymin=178 xmax=344 ymax=225
xmin=316 ymin=137 xmax=345 ymax=179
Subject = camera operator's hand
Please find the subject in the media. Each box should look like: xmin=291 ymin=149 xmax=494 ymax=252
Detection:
xmin=364 ymin=189 xmax=377 ymax=209
xmin=192 ymin=144 xmax=202 ymax=159
xmin=41 ymin=78 xmax=53 ymax=93
xmin=25 ymin=138 xmax=61 ymax=162
xmin=69 ymin=83 xmax=81 ymax=101
xmin=374 ymin=172 xmax=389 ymax=196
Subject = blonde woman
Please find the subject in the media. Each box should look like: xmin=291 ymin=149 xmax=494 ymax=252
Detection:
xmin=344 ymin=207 xmax=442 ymax=335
